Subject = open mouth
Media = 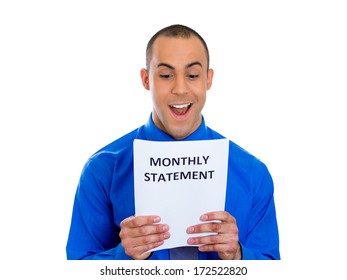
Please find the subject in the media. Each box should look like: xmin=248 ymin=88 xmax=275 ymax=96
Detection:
xmin=169 ymin=103 xmax=192 ymax=116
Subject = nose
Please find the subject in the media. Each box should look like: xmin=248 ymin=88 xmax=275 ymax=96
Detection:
xmin=171 ymin=75 xmax=188 ymax=95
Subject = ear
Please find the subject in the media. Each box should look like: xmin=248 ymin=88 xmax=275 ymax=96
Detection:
xmin=207 ymin=68 xmax=214 ymax=90
xmin=140 ymin=68 xmax=150 ymax=90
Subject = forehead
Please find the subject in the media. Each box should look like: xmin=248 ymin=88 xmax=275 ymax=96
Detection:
xmin=150 ymin=36 xmax=207 ymax=68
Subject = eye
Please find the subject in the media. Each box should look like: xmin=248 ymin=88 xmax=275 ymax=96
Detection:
xmin=187 ymin=74 xmax=199 ymax=80
xmin=160 ymin=74 xmax=173 ymax=79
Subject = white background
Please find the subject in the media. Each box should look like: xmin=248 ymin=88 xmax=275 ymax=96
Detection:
xmin=1 ymin=0 xmax=346 ymax=278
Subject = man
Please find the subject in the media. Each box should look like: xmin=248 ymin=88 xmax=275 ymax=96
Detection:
xmin=66 ymin=24 xmax=280 ymax=260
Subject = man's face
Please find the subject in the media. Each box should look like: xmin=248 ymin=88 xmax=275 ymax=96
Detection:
xmin=141 ymin=36 xmax=214 ymax=140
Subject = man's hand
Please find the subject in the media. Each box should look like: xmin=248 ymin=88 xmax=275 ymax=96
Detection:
xmin=119 ymin=215 xmax=170 ymax=260
xmin=186 ymin=211 xmax=241 ymax=260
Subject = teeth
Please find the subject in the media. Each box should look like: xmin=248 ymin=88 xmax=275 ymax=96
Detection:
xmin=171 ymin=103 xmax=190 ymax=109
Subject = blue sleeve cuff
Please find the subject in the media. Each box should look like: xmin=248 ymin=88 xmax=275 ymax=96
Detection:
xmin=239 ymin=242 xmax=255 ymax=260
xmin=239 ymin=242 xmax=280 ymax=260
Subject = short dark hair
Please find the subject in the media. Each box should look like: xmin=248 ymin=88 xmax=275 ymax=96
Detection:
xmin=145 ymin=24 xmax=210 ymax=71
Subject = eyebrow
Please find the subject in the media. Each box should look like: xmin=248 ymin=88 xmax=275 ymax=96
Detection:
xmin=157 ymin=61 xmax=203 ymax=70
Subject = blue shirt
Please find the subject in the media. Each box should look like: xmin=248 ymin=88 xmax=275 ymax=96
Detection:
xmin=66 ymin=115 xmax=280 ymax=260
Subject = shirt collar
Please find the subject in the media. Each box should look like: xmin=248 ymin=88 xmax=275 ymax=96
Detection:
xmin=143 ymin=113 xmax=209 ymax=142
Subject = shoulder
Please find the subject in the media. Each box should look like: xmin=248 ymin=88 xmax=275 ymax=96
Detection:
xmin=93 ymin=128 xmax=139 ymax=156
xmin=228 ymin=139 xmax=273 ymax=195
xmin=228 ymin=139 xmax=261 ymax=169
xmin=82 ymin=128 xmax=140 ymax=174
xmin=207 ymin=125 xmax=270 ymax=178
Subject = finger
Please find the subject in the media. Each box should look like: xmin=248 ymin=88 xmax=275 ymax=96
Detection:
xmin=122 ymin=230 xmax=171 ymax=259
xmin=120 ymin=223 xmax=169 ymax=240
xmin=122 ymin=230 xmax=171 ymax=247
xmin=124 ymin=240 xmax=166 ymax=259
xmin=187 ymin=221 xmax=225 ymax=234
xmin=200 ymin=211 xmax=236 ymax=223
xmin=187 ymin=220 xmax=238 ymax=236
xmin=198 ymin=241 xmax=239 ymax=254
xmin=120 ymin=215 xmax=161 ymax=228
xmin=187 ymin=233 xmax=233 ymax=246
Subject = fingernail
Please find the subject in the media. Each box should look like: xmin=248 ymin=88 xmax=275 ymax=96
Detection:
xmin=153 ymin=216 xmax=161 ymax=223
xmin=186 ymin=226 xmax=194 ymax=234
xmin=162 ymin=224 xmax=169 ymax=231
xmin=201 ymin=214 xmax=208 ymax=221
xmin=198 ymin=246 xmax=207 ymax=252
xmin=187 ymin=238 xmax=194 ymax=245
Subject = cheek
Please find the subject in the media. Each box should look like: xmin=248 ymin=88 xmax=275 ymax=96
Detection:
xmin=151 ymin=83 xmax=169 ymax=103
xmin=151 ymin=91 xmax=167 ymax=115
xmin=191 ymin=84 xmax=207 ymax=102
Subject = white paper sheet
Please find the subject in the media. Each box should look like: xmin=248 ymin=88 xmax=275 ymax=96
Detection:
xmin=133 ymin=138 xmax=229 ymax=251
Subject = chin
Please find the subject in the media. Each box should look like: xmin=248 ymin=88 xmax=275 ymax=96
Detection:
xmin=168 ymin=127 xmax=192 ymax=140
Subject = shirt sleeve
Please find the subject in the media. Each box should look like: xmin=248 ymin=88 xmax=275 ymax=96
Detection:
xmin=66 ymin=156 xmax=133 ymax=260
xmin=239 ymin=161 xmax=280 ymax=260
